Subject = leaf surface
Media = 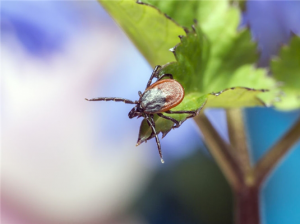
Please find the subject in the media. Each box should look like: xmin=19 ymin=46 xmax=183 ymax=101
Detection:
xmin=271 ymin=35 xmax=300 ymax=110
xmin=99 ymin=0 xmax=185 ymax=67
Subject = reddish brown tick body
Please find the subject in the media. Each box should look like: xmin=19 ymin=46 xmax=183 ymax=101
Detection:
xmin=141 ymin=79 xmax=184 ymax=113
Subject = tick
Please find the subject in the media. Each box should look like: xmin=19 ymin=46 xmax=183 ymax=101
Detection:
xmin=85 ymin=65 xmax=198 ymax=163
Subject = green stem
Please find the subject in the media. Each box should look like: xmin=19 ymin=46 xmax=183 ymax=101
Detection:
xmin=254 ymin=117 xmax=300 ymax=185
xmin=226 ymin=109 xmax=260 ymax=224
xmin=226 ymin=109 xmax=253 ymax=185
xmin=194 ymin=113 xmax=244 ymax=192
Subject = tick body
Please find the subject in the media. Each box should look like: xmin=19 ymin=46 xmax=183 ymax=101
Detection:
xmin=85 ymin=66 xmax=197 ymax=163
xmin=141 ymin=79 xmax=184 ymax=113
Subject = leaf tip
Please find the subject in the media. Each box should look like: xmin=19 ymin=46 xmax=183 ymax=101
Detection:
xmin=169 ymin=47 xmax=175 ymax=52
xmin=162 ymin=130 xmax=171 ymax=139
xmin=136 ymin=140 xmax=142 ymax=146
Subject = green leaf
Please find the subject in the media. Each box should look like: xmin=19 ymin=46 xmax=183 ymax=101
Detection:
xmin=159 ymin=24 xmax=273 ymax=110
xmin=155 ymin=25 xmax=209 ymax=122
xmin=217 ymin=65 xmax=278 ymax=106
xmin=137 ymin=116 xmax=173 ymax=146
xmin=271 ymin=35 xmax=300 ymax=110
xmin=100 ymin=0 xmax=280 ymax=144
xmin=206 ymin=87 xmax=266 ymax=108
xmin=99 ymin=0 xmax=186 ymax=67
xmin=159 ymin=26 xmax=209 ymax=94
xmin=135 ymin=25 xmax=270 ymax=142
xmin=142 ymin=0 xmax=244 ymax=46
xmin=141 ymin=0 xmax=277 ymax=103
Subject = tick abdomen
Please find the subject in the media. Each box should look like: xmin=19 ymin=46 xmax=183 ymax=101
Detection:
xmin=141 ymin=79 xmax=184 ymax=113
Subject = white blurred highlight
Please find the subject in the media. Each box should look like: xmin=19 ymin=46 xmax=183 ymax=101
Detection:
xmin=1 ymin=22 xmax=151 ymax=224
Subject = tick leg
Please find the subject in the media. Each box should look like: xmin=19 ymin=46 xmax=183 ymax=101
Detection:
xmin=85 ymin=97 xmax=138 ymax=104
xmin=144 ymin=114 xmax=156 ymax=141
xmin=157 ymin=113 xmax=180 ymax=128
xmin=157 ymin=73 xmax=173 ymax=81
xmin=146 ymin=65 xmax=161 ymax=89
xmin=145 ymin=114 xmax=164 ymax=163
xmin=150 ymin=114 xmax=155 ymax=128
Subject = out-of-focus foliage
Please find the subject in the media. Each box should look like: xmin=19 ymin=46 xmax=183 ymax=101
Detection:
xmin=99 ymin=0 xmax=185 ymax=66
xmin=271 ymin=35 xmax=300 ymax=110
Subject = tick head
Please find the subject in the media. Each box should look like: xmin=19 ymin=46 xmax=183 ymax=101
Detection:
xmin=128 ymin=104 xmax=144 ymax=119
xmin=128 ymin=107 xmax=137 ymax=119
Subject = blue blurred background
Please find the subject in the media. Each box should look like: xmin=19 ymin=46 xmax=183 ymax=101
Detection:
xmin=1 ymin=1 xmax=300 ymax=224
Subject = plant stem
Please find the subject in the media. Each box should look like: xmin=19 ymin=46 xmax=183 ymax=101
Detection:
xmin=254 ymin=117 xmax=300 ymax=185
xmin=195 ymin=111 xmax=300 ymax=224
xmin=194 ymin=112 xmax=244 ymax=192
xmin=235 ymin=186 xmax=260 ymax=224
xmin=195 ymin=110 xmax=260 ymax=224
xmin=226 ymin=109 xmax=253 ymax=185
xmin=226 ymin=109 xmax=260 ymax=224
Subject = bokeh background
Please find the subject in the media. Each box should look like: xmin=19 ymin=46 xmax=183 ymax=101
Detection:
xmin=1 ymin=1 xmax=300 ymax=224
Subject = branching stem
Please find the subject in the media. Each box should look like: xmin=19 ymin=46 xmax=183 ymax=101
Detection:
xmin=194 ymin=110 xmax=300 ymax=224
xmin=254 ymin=117 xmax=300 ymax=185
